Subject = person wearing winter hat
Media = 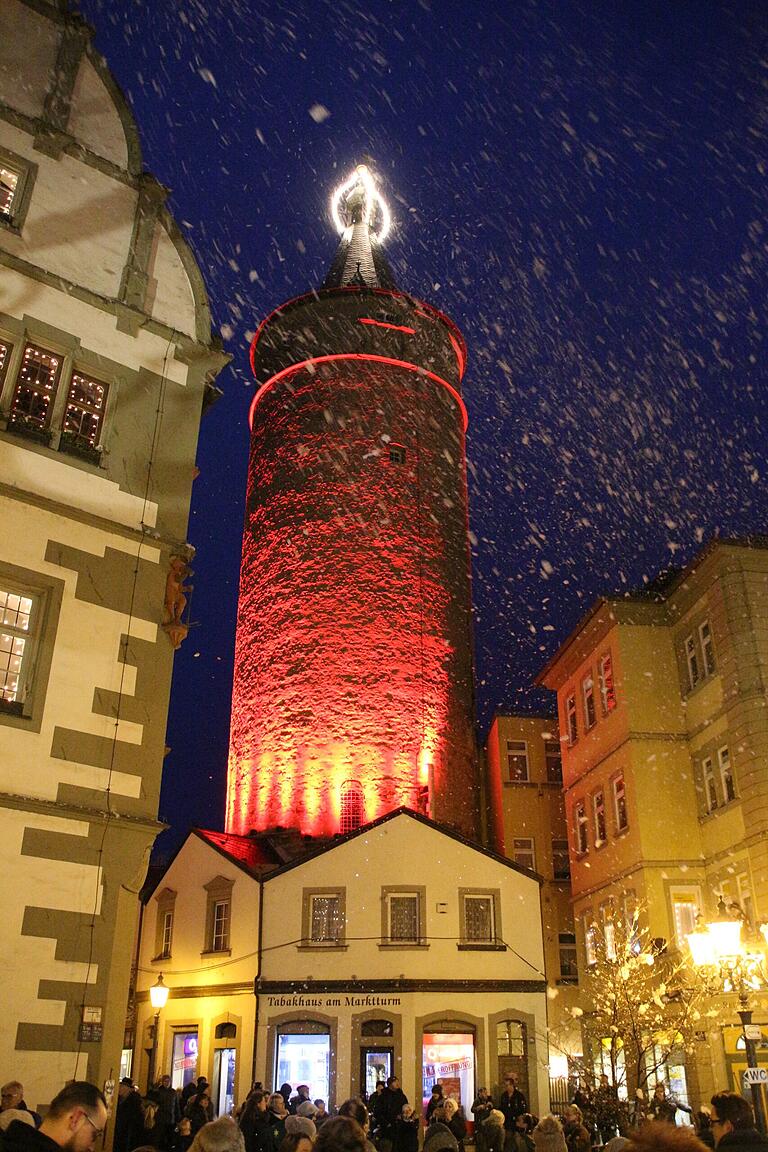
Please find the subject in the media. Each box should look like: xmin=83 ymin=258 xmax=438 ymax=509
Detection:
xmin=532 ymin=1115 xmax=567 ymax=1152
xmin=296 ymin=1104 xmax=318 ymax=1121
xmin=189 ymin=1117 xmax=245 ymax=1152
xmin=423 ymin=1107 xmax=459 ymax=1152
xmin=284 ymin=1116 xmax=316 ymax=1143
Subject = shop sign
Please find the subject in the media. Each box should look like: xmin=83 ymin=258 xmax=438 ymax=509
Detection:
xmin=266 ymin=994 xmax=402 ymax=1009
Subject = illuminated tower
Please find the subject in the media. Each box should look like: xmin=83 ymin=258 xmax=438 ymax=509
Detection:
xmin=226 ymin=165 xmax=479 ymax=839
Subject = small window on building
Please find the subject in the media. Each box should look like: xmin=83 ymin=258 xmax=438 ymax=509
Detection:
xmin=8 ymin=344 xmax=62 ymax=440
xmin=593 ymin=790 xmax=606 ymax=846
xmin=584 ymin=918 xmax=597 ymax=966
xmin=307 ymin=891 xmax=344 ymax=945
xmin=582 ymin=672 xmax=596 ymax=730
xmin=387 ymin=892 xmax=420 ymax=944
xmin=558 ymin=932 xmax=578 ymax=980
xmin=212 ymin=900 xmax=230 ymax=952
xmin=699 ymin=621 xmax=716 ymax=678
xmin=566 ymin=694 xmax=578 ymax=745
xmin=685 ymin=634 xmax=700 ymax=691
xmin=703 ymin=757 xmax=718 ymax=813
xmin=203 ymin=876 xmax=233 ymax=955
xmin=545 ymin=739 xmax=562 ymax=782
xmin=61 ymin=371 xmax=108 ymax=462
xmin=552 ymin=838 xmax=570 ymax=880
xmin=602 ymin=905 xmax=617 ymax=960
xmin=160 ymin=909 xmax=174 ymax=958
xmin=388 ymin=444 xmax=406 ymax=464
xmin=612 ymin=773 xmax=628 ymax=833
xmin=461 ymin=893 xmax=497 ymax=944
xmin=512 ymin=837 xmax=535 ymax=871
xmin=599 ymin=652 xmax=617 ymax=714
xmin=574 ymin=801 xmax=588 ymax=855
xmin=497 ymin=1019 xmax=526 ymax=1057
xmin=0 ymin=586 xmax=35 ymax=712
xmin=0 ymin=163 xmax=20 ymax=219
xmin=506 ymin=740 xmax=529 ymax=782
xmin=340 ymin=779 xmax=364 ymax=834
xmin=0 ymin=153 xmax=35 ymax=229
xmin=718 ymin=746 xmax=735 ymax=803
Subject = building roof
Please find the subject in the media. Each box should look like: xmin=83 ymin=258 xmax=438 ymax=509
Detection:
xmin=193 ymin=829 xmax=279 ymax=875
xmin=535 ymin=534 xmax=768 ymax=688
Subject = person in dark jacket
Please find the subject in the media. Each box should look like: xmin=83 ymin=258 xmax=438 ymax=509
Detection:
xmin=239 ymin=1092 xmax=272 ymax=1152
xmin=423 ymin=1112 xmax=459 ymax=1152
xmin=562 ymin=1107 xmax=590 ymax=1152
xmin=265 ymin=1095 xmax=287 ymax=1152
xmin=149 ymin=1077 xmax=181 ymax=1150
xmin=426 ymin=1090 xmax=445 ymax=1124
xmin=3 ymin=1081 xmax=107 ymax=1152
xmin=648 ymin=1086 xmax=692 ymax=1127
xmin=510 ymin=1115 xmax=535 ymax=1152
xmin=484 ymin=1113 xmax=506 ymax=1152
xmin=288 ymin=1090 xmax=311 ymax=1118
xmin=595 ymin=1078 xmax=621 ymax=1146
xmin=472 ymin=1090 xmax=494 ymax=1151
xmin=392 ymin=1106 xmax=419 ymax=1152
xmin=182 ymin=1082 xmax=209 ymax=1112
xmin=185 ymin=1092 xmax=213 ymax=1138
xmin=710 ymin=1092 xmax=768 ymax=1152
xmin=115 ymin=1079 xmax=146 ymax=1152
xmin=1 ymin=1083 xmax=41 ymax=1129
xmin=378 ymin=1079 xmax=408 ymax=1151
xmin=499 ymin=1078 xmax=528 ymax=1152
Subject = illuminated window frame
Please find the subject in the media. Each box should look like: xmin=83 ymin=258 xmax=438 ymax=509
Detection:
xmin=505 ymin=739 xmax=529 ymax=782
xmin=699 ymin=620 xmax=716 ymax=678
xmin=599 ymin=651 xmax=617 ymax=714
xmin=612 ymin=773 xmax=628 ymax=833
xmin=582 ymin=672 xmax=596 ymax=730
xmin=203 ymin=876 xmax=233 ymax=956
xmin=718 ymin=745 xmax=736 ymax=804
xmin=301 ymin=887 xmax=346 ymax=949
xmin=566 ymin=694 xmax=578 ymax=745
xmin=0 ymin=146 xmax=37 ymax=233
xmin=459 ymin=888 xmax=504 ymax=949
xmin=381 ymin=886 xmax=426 ymax=947
xmin=60 ymin=369 xmax=110 ymax=464
xmin=592 ymin=789 xmax=607 ymax=846
xmin=0 ymin=564 xmax=62 ymax=733
xmin=153 ymin=888 xmax=177 ymax=961
xmin=512 ymin=837 xmax=535 ymax=872
xmin=702 ymin=756 xmax=718 ymax=813
xmin=670 ymin=886 xmax=701 ymax=951
xmin=574 ymin=801 xmax=589 ymax=855
xmin=8 ymin=342 xmax=63 ymax=442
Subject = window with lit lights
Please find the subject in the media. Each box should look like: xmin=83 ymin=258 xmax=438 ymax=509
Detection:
xmin=0 ymin=566 xmax=62 ymax=731
xmin=0 ymin=586 xmax=35 ymax=714
xmin=60 ymin=370 xmax=109 ymax=463
xmin=382 ymin=887 xmax=425 ymax=946
xmin=459 ymin=889 xmax=503 ymax=949
xmin=302 ymin=888 xmax=346 ymax=947
xmin=8 ymin=344 xmax=62 ymax=442
xmin=0 ymin=148 xmax=36 ymax=232
xmin=670 ymin=887 xmax=700 ymax=950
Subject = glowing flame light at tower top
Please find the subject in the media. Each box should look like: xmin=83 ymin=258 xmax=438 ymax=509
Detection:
xmin=226 ymin=164 xmax=480 ymax=840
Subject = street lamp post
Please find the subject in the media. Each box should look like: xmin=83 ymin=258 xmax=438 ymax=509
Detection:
xmin=147 ymin=974 xmax=170 ymax=1093
xmin=687 ymin=900 xmax=766 ymax=1133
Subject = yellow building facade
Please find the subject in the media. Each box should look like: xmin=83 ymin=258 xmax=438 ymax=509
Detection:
xmin=485 ymin=714 xmax=582 ymax=1092
xmin=538 ymin=538 xmax=768 ymax=1106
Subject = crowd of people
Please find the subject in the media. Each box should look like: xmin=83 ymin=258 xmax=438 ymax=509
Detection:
xmin=0 ymin=1074 xmax=767 ymax=1152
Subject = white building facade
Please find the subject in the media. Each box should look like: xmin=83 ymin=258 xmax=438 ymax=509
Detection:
xmin=0 ymin=0 xmax=226 ymax=1111
xmin=135 ymin=812 xmax=550 ymax=1119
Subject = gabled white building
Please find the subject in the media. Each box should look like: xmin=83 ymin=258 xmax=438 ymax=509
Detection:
xmin=135 ymin=810 xmax=549 ymax=1118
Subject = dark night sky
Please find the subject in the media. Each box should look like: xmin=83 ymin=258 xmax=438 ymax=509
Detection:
xmin=76 ymin=0 xmax=768 ymax=851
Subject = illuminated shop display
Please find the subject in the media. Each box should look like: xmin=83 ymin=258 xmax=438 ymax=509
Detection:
xmin=422 ymin=1033 xmax=475 ymax=1111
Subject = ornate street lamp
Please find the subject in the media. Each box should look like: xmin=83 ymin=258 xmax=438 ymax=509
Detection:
xmin=687 ymin=901 xmax=766 ymax=1132
xmin=147 ymin=974 xmax=170 ymax=1092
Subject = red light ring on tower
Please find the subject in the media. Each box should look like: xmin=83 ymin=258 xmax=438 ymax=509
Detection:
xmin=358 ymin=318 xmax=416 ymax=334
xmin=247 ymin=353 xmax=468 ymax=432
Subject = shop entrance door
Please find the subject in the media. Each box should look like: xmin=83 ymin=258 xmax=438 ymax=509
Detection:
xmin=171 ymin=1031 xmax=199 ymax=1091
xmin=214 ymin=1048 xmax=236 ymax=1117
xmin=422 ymin=1032 xmax=475 ymax=1113
xmin=362 ymin=1048 xmax=393 ymax=1099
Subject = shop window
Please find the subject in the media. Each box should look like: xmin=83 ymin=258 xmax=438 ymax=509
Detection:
xmin=592 ymin=790 xmax=606 ymax=846
xmin=582 ymin=672 xmax=596 ymax=730
xmin=574 ymin=801 xmax=588 ymax=855
xmin=718 ymin=746 xmax=736 ymax=803
xmin=566 ymin=694 xmax=578 ymax=745
xmin=203 ymin=876 xmax=233 ymax=954
xmin=8 ymin=343 xmax=62 ymax=442
xmin=276 ymin=1029 xmax=330 ymax=1102
xmin=505 ymin=740 xmax=529 ymax=782
xmin=612 ymin=773 xmax=628 ymax=833
xmin=171 ymin=1031 xmax=198 ymax=1091
xmin=459 ymin=889 xmax=502 ymax=948
xmin=424 ymin=1031 xmax=476 ymax=1112
xmin=512 ymin=837 xmax=535 ymax=871
xmin=552 ymin=838 xmax=570 ymax=880
xmin=545 ymin=739 xmax=562 ymax=782
xmin=558 ymin=933 xmax=578 ymax=980
xmin=599 ymin=651 xmax=617 ymax=714
xmin=302 ymin=888 xmax=346 ymax=946
xmin=340 ymin=779 xmax=364 ymax=833
xmin=382 ymin=887 xmax=425 ymax=945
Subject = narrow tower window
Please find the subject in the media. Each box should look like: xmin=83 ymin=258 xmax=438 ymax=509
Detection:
xmin=388 ymin=444 xmax=406 ymax=465
xmin=340 ymin=779 xmax=365 ymax=834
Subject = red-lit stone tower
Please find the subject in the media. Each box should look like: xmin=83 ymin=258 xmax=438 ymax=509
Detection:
xmin=226 ymin=165 xmax=479 ymax=840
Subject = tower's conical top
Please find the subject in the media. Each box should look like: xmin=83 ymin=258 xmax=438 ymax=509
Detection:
xmin=323 ymin=164 xmax=396 ymax=290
